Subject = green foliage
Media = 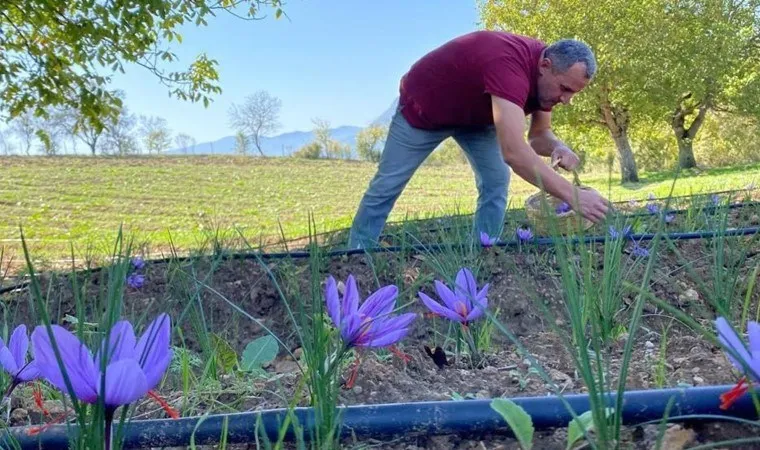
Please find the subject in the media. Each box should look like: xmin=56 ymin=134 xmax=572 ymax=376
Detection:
xmin=234 ymin=131 xmax=250 ymax=155
xmin=490 ymin=398 xmax=534 ymax=450
xmin=292 ymin=141 xmax=323 ymax=159
xmin=356 ymin=125 xmax=387 ymax=162
xmin=0 ymin=0 xmax=284 ymax=132
xmin=425 ymin=137 xmax=467 ymax=166
xmin=241 ymin=335 xmax=279 ymax=373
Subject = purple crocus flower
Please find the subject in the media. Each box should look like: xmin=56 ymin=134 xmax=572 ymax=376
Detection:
xmin=714 ymin=317 xmax=760 ymax=409
xmin=646 ymin=203 xmax=659 ymax=215
xmin=127 ymin=273 xmax=145 ymax=289
xmin=516 ymin=227 xmax=533 ymax=242
xmin=665 ymin=212 xmax=676 ymax=224
xmin=418 ymin=268 xmax=489 ymax=325
xmin=712 ymin=194 xmax=721 ymax=205
xmin=609 ymin=225 xmax=632 ymax=239
xmin=632 ymin=243 xmax=649 ymax=257
xmin=555 ymin=202 xmax=572 ymax=214
xmin=131 ymin=257 xmax=145 ymax=271
xmin=480 ymin=231 xmax=498 ymax=248
xmin=325 ymin=275 xmax=416 ymax=348
xmin=0 ymin=325 xmax=40 ymax=386
xmin=31 ymin=313 xmax=172 ymax=408
xmin=715 ymin=317 xmax=760 ymax=380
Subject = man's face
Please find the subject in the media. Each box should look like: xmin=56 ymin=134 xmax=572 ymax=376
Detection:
xmin=536 ymin=59 xmax=590 ymax=110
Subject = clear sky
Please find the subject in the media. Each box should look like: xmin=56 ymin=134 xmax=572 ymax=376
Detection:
xmin=109 ymin=1 xmax=483 ymax=144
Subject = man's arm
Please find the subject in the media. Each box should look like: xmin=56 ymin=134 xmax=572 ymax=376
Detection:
xmin=491 ymin=96 xmax=609 ymax=223
xmin=527 ymin=110 xmax=561 ymax=157
xmin=527 ymin=110 xmax=580 ymax=170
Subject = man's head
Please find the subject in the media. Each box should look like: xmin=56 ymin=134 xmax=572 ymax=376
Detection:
xmin=536 ymin=39 xmax=596 ymax=110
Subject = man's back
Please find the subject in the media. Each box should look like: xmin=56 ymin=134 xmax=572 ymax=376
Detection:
xmin=400 ymin=31 xmax=547 ymax=130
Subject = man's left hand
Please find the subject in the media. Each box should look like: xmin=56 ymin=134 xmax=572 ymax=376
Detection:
xmin=550 ymin=146 xmax=581 ymax=171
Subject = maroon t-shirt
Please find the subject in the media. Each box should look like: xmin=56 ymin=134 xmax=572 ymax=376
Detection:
xmin=399 ymin=31 xmax=548 ymax=130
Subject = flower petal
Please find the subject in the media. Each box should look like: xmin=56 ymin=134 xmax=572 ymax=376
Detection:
xmin=32 ymin=325 xmax=98 ymax=403
xmin=358 ymin=285 xmax=398 ymax=319
xmin=324 ymin=276 xmax=341 ymax=328
xmin=102 ymin=359 xmax=149 ymax=407
xmin=748 ymin=321 xmax=760 ymax=361
xmin=433 ymin=280 xmax=461 ymax=312
xmin=0 ymin=347 xmax=18 ymax=376
xmin=360 ymin=313 xmax=417 ymax=348
xmin=15 ymin=361 xmax=41 ymax=382
xmin=419 ymin=292 xmax=465 ymax=323
xmin=340 ymin=313 xmax=364 ymax=345
xmin=716 ymin=317 xmax=752 ymax=371
xmin=343 ymin=275 xmax=359 ymax=316
xmin=9 ymin=325 xmax=29 ymax=370
xmin=454 ymin=268 xmax=478 ymax=308
xmin=96 ymin=320 xmax=137 ymax=369
xmin=135 ymin=314 xmax=172 ymax=389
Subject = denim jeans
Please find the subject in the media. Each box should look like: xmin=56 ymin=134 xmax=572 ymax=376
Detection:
xmin=347 ymin=106 xmax=511 ymax=249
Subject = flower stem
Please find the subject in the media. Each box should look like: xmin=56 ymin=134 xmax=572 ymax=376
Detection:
xmin=104 ymin=408 xmax=114 ymax=450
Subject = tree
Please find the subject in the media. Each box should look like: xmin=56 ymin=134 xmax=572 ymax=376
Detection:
xmin=35 ymin=107 xmax=71 ymax=156
xmin=139 ymin=116 xmax=172 ymax=154
xmin=228 ymin=91 xmax=282 ymax=156
xmin=234 ymin=131 xmax=250 ymax=155
xmin=103 ymin=108 xmax=139 ymax=156
xmin=642 ymin=0 xmax=760 ymax=169
xmin=0 ymin=130 xmax=16 ymax=155
xmin=0 ymin=1 xmax=284 ymax=133
xmin=10 ymin=111 xmax=36 ymax=155
xmin=175 ymin=133 xmax=196 ymax=154
xmin=356 ymin=125 xmax=387 ymax=162
xmin=479 ymin=0 xmax=669 ymax=182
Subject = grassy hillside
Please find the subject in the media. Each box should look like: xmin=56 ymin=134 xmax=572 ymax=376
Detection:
xmin=2 ymin=155 xmax=759 ymax=267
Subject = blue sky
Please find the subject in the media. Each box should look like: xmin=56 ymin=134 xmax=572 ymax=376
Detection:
xmin=110 ymin=1 xmax=483 ymax=144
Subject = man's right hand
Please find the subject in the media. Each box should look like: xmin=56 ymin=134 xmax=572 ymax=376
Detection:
xmin=572 ymin=187 xmax=610 ymax=223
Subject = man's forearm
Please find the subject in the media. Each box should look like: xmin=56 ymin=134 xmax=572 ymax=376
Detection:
xmin=528 ymin=129 xmax=563 ymax=157
xmin=500 ymin=138 xmax=575 ymax=204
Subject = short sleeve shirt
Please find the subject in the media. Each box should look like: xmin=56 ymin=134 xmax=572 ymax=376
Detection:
xmin=399 ymin=31 xmax=548 ymax=130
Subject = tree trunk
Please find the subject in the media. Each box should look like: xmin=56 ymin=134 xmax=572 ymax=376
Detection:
xmin=671 ymin=99 xmax=708 ymax=170
xmin=600 ymin=101 xmax=639 ymax=183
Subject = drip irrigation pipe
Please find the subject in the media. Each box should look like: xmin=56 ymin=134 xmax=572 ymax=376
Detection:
xmin=3 ymin=384 xmax=758 ymax=449
xmin=2 ymin=225 xmax=760 ymax=297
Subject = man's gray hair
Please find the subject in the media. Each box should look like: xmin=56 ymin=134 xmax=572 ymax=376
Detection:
xmin=545 ymin=39 xmax=597 ymax=79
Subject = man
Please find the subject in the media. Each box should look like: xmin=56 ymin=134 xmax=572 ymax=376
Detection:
xmin=348 ymin=30 xmax=610 ymax=249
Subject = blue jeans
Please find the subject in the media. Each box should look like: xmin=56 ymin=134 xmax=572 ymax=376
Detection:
xmin=348 ymin=107 xmax=511 ymax=249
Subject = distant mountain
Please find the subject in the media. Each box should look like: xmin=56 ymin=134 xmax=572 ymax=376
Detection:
xmin=169 ymin=97 xmax=399 ymax=157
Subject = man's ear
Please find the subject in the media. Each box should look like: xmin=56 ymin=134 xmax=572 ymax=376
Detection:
xmin=538 ymin=57 xmax=552 ymax=75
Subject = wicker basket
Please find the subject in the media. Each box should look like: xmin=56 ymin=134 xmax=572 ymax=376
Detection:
xmin=524 ymin=187 xmax=595 ymax=236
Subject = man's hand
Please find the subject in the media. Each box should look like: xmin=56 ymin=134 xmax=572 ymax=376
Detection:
xmin=573 ymin=187 xmax=610 ymax=223
xmin=551 ymin=145 xmax=580 ymax=171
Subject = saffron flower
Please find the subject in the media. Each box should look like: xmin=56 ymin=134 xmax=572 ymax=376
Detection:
xmin=131 ymin=257 xmax=145 ymax=270
xmin=664 ymin=212 xmax=676 ymax=224
xmin=419 ymin=268 xmax=489 ymax=324
xmin=712 ymin=194 xmax=721 ymax=205
xmin=480 ymin=231 xmax=498 ymax=248
xmin=516 ymin=227 xmax=533 ymax=242
xmin=555 ymin=202 xmax=572 ymax=214
xmin=608 ymin=225 xmax=632 ymax=240
xmin=714 ymin=317 xmax=760 ymax=409
xmin=646 ymin=203 xmax=659 ymax=215
xmin=0 ymin=325 xmax=40 ymax=387
xmin=632 ymin=243 xmax=649 ymax=258
xmin=127 ymin=273 xmax=145 ymax=289
xmin=325 ymin=275 xmax=416 ymax=348
xmin=31 ymin=313 xmax=172 ymax=409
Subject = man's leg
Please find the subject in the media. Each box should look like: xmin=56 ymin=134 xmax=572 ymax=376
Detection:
xmin=348 ymin=109 xmax=449 ymax=249
xmin=453 ymin=127 xmax=511 ymax=239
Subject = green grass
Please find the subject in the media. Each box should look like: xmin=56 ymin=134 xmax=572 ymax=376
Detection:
xmin=2 ymin=155 xmax=760 ymax=267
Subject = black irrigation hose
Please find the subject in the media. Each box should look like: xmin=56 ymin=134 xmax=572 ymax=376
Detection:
xmin=258 ymin=186 xmax=760 ymax=251
xmin=2 ymin=220 xmax=760 ymax=297
xmin=4 ymin=384 xmax=758 ymax=449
